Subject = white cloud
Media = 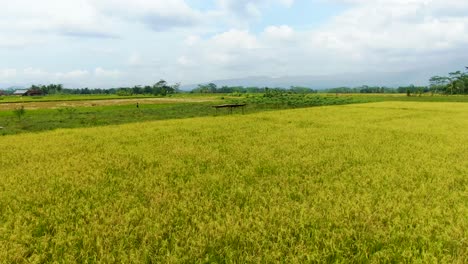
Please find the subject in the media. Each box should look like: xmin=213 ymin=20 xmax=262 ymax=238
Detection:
xmin=1 ymin=0 xmax=467 ymax=87
xmin=175 ymin=0 xmax=468 ymax=83
xmin=93 ymin=0 xmax=205 ymax=31
xmin=0 ymin=35 xmax=46 ymax=49
xmin=23 ymin=68 xmax=48 ymax=77
xmin=245 ymin=2 xmax=262 ymax=18
xmin=177 ymin=56 xmax=193 ymax=66
xmin=0 ymin=0 xmax=118 ymax=38
xmin=312 ymin=0 xmax=468 ymax=58
xmin=184 ymin=35 xmax=201 ymax=46
xmin=0 ymin=69 xmax=17 ymax=79
xmin=128 ymin=53 xmax=144 ymax=66
xmin=0 ymin=0 xmax=207 ymax=42
xmin=215 ymin=0 xmax=295 ymax=22
xmin=278 ymin=0 xmax=294 ymax=7
xmin=263 ymin=25 xmax=294 ymax=40
xmin=229 ymin=0 xmax=468 ymax=75
xmin=211 ymin=29 xmax=260 ymax=50
xmin=0 ymin=67 xmax=123 ymax=88
xmin=94 ymin=67 xmax=121 ymax=78
xmin=55 ymin=70 xmax=90 ymax=79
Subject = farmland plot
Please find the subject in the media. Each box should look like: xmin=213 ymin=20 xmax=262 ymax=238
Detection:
xmin=0 ymin=102 xmax=466 ymax=263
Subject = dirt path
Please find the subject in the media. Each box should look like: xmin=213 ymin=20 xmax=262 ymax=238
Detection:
xmin=0 ymin=97 xmax=216 ymax=110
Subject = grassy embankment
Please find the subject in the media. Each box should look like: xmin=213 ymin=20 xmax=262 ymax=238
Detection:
xmin=0 ymin=101 xmax=466 ymax=262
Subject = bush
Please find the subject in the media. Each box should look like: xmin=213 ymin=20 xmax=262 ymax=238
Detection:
xmin=13 ymin=106 xmax=26 ymax=121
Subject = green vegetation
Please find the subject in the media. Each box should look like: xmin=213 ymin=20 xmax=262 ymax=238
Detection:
xmin=1 ymin=80 xmax=181 ymax=97
xmin=0 ymin=94 xmax=160 ymax=104
xmin=12 ymin=106 xmax=26 ymax=121
xmin=430 ymin=67 xmax=468 ymax=95
xmin=0 ymin=102 xmax=466 ymax=262
xmin=1 ymin=93 xmax=467 ymax=136
xmin=2 ymin=67 xmax=467 ymax=98
xmin=191 ymin=82 xmax=429 ymax=94
xmin=229 ymin=92 xmax=468 ymax=110
xmin=2 ymin=94 xmax=368 ymax=136
xmin=229 ymin=93 xmax=369 ymax=108
xmin=0 ymin=103 xmax=218 ymax=135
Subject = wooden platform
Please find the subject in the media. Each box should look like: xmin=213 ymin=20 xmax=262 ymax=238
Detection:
xmin=212 ymin=104 xmax=246 ymax=114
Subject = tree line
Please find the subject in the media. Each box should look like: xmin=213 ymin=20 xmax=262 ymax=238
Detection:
xmin=191 ymin=67 xmax=468 ymax=95
xmin=0 ymin=80 xmax=180 ymax=96
xmin=191 ymin=83 xmax=430 ymax=95
xmin=1 ymin=68 xmax=467 ymax=96
xmin=429 ymin=67 xmax=468 ymax=95
xmin=319 ymin=85 xmax=429 ymax=94
xmin=191 ymin=83 xmax=319 ymax=94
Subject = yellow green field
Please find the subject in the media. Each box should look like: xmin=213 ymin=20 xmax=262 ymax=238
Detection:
xmin=0 ymin=101 xmax=467 ymax=263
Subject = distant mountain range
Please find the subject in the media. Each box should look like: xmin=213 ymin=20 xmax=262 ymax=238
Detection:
xmin=2 ymin=71 xmax=430 ymax=91
xmin=3 ymin=86 xmax=26 ymax=90
xmin=181 ymin=71 xmax=429 ymax=91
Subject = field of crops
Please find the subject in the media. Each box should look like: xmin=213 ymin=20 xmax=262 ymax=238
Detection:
xmin=3 ymin=93 xmax=467 ymax=136
xmin=0 ymin=101 xmax=467 ymax=262
xmin=0 ymin=94 xmax=157 ymax=103
xmin=0 ymin=94 xmax=370 ymax=136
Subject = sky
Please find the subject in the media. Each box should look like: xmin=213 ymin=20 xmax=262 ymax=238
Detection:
xmin=1 ymin=0 xmax=468 ymax=88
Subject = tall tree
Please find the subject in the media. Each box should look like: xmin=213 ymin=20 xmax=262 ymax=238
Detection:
xmin=153 ymin=80 xmax=171 ymax=96
xmin=172 ymin=83 xmax=181 ymax=94
xmin=429 ymin=76 xmax=449 ymax=95
xmin=448 ymin=71 xmax=463 ymax=95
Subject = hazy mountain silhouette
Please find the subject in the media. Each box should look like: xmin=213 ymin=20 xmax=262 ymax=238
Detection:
xmin=181 ymin=71 xmax=428 ymax=90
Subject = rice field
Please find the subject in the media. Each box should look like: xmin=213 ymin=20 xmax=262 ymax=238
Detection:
xmin=0 ymin=101 xmax=467 ymax=263
xmin=0 ymin=96 xmax=217 ymax=111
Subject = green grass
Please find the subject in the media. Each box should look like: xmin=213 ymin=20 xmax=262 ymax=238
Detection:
xmin=0 ymin=103 xmax=219 ymax=135
xmin=1 ymin=93 xmax=467 ymax=105
xmin=1 ymin=93 xmax=467 ymax=136
xmin=370 ymin=93 xmax=468 ymax=102
xmin=230 ymin=93 xmax=468 ymax=106
xmin=0 ymin=94 xmax=161 ymax=103
xmin=0 ymin=95 xmax=367 ymax=136
xmin=0 ymin=93 xmax=228 ymax=104
xmin=0 ymin=101 xmax=466 ymax=263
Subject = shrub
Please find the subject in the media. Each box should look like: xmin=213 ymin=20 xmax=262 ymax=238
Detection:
xmin=13 ymin=106 xmax=26 ymax=121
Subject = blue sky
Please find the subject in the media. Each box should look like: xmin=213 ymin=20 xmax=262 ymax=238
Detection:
xmin=1 ymin=0 xmax=468 ymax=88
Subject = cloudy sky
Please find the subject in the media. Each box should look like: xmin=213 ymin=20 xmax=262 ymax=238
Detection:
xmin=1 ymin=0 xmax=468 ymax=88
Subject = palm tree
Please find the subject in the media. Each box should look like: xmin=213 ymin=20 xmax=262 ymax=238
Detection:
xmin=57 ymin=84 xmax=63 ymax=94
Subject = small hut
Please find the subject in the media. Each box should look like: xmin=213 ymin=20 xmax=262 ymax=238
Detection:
xmin=13 ymin=89 xmax=29 ymax=96
xmin=13 ymin=89 xmax=43 ymax=96
xmin=26 ymin=89 xmax=43 ymax=96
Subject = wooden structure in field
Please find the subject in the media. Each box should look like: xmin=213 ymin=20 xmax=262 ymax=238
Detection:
xmin=12 ymin=89 xmax=43 ymax=96
xmin=212 ymin=104 xmax=246 ymax=115
xmin=13 ymin=89 xmax=29 ymax=96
